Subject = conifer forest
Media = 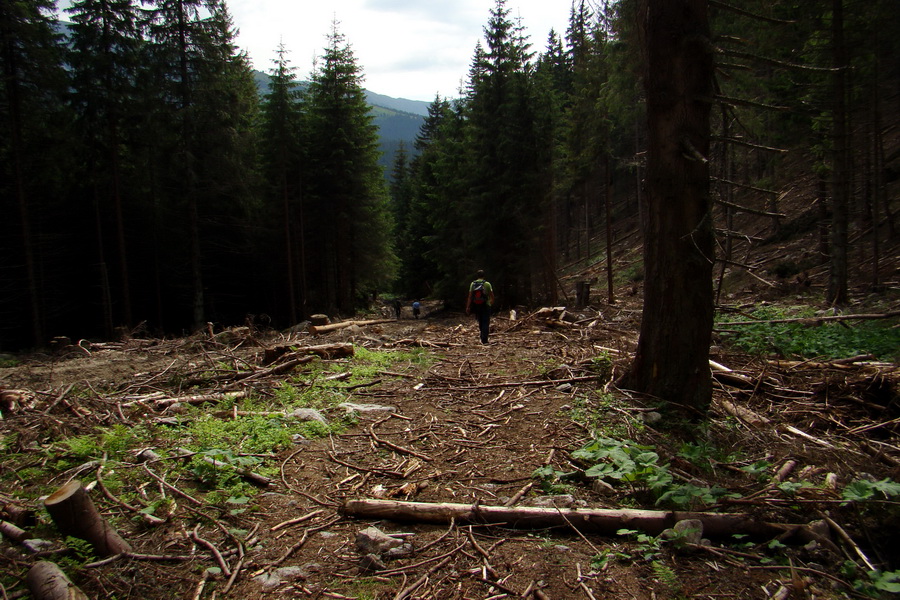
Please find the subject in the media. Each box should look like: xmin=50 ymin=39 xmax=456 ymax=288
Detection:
xmin=0 ymin=0 xmax=897 ymax=350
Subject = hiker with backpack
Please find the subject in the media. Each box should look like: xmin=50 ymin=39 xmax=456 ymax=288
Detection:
xmin=465 ymin=270 xmax=495 ymax=344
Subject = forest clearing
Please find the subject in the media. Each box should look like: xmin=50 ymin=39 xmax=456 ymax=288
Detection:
xmin=4 ymin=0 xmax=900 ymax=597
xmin=1 ymin=277 xmax=898 ymax=599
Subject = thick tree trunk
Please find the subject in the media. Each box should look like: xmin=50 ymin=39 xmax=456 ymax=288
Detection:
xmin=342 ymin=499 xmax=793 ymax=540
xmin=44 ymin=479 xmax=132 ymax=556
xmin=26 ymin=561 xmax=89 ymax=600
xmin=623 ymin=0 xmax=715 ymax=417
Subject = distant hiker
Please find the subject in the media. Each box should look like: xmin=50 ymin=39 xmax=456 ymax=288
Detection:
xmin=393 ymin=299 xmax=402 ymax=319
xmin=412 ymin=301 xmax=421 ymax=319
xmin=465 ymin=270 xmax=495 ymax=344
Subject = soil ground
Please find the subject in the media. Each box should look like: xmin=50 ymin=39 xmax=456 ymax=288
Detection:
xmin=1 ymin=289 xmax=899 ymax=600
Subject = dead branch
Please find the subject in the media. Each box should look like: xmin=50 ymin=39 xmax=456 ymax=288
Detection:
xmin=720 ymin=48 xmax=836 ymax=72
xmin=342 ymin=499 xmax=796 ymax=540
xmin=709 ymin=0 xmax=796 ymax=24
xmin=449 ymin=375 xmax=602 ymax=391
xmin=717 ymin=310 xmax=900 ymax=328
xmin=711 ymin=137 xmax=787 ymax=154
xmin=368 ymin=424 xmax=433 ymax=462
xmin=714 ymin=197 xmax=785 ymax=217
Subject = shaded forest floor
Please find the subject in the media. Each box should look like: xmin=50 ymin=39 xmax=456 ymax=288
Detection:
xmin=1 ymin=277 xmax=899 ymax=599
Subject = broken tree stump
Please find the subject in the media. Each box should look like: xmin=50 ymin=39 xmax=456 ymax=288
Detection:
xmin=26 ymin=561 xmax=89 ymax=600
xmin=44 ymin=479 xmax=132 ymax=556
xmin=342 ymin=499 xmax=795 ymax=540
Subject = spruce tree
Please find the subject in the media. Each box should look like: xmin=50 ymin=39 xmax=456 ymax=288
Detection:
xmin=0 ymin=0 xmax=70 ymax=347
xmin=304 ymin=21 xmax=396 ymax=311
xmin=463 ymin=0 xmax=541 ymax=305
xmin=66 ymin=0 xmax=144 ymax=332
xmin=142 ymin=0 xmax=259 ymax=330
xmin=259 ymin=43 xmax=306 ymax=324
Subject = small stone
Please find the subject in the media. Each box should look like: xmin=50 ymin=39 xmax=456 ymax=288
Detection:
xmin=643 ymin=411 xmax=663 ymax=424
xmin=673 ymin=519 xmax=704 ymax=546
xmin=289 ymin=408 xmax=328 ymax=424
xmin=339 ymin=402 xmax=397 ymax=414
xmin=384 ymin=543 xmax=415 ymax=559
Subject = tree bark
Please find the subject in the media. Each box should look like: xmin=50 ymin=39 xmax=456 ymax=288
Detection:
xmin=44 ymin=479 xmax=132 ymax=556
xmin=623 ymin=0 xmax=715 ymax=417
xmin=827 ymin=0 xmax=849 ymax=306
xmin=342 ymin=499 xmax=793 ymax=540
xmin=26 ymin=561 xmax=89 ymax=600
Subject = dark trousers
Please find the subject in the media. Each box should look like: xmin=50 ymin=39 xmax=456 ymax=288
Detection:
xmin=473 ymin=305 xmax=491 ymax=343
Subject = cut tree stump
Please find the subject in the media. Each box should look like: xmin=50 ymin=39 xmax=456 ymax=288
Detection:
xmin=44 ymin=479 xmax=132 ymax=556
xmin=342 ymin=499 xmax=796 ymax=540
xmin=26 ymin=561 xmax=89 ymax=600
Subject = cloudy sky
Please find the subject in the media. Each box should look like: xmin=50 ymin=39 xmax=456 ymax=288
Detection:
xmin=226 ymin=0 xmax=575 ymax=101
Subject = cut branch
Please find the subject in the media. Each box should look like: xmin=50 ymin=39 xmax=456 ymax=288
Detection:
xmin=26 ymin=561 xmax=89 ymax=600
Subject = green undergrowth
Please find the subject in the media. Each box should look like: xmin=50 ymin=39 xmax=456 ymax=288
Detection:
xmin=717 ymin=304 xmax=900 ymax=361
xmin=2 ymin=343 xmax=430 ymax=518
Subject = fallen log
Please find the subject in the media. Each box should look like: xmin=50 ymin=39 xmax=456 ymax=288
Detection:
xmin=44 ymin=480 xmax=132 ymax=556
xmin=342 ymin=499 xmax=795 ymax=540
xmin=263 ymin=342 xmax=355 ymax=364
xmin=309 ymin=319 xmax=394 ymax=335
xmin=26 ymin=561 xmax=89 ymax=600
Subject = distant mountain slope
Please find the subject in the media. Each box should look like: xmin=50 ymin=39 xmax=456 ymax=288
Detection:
xmin=364 ymin=90 xmax=430 ymax=117
xmin=253 ymin=71 xmax=428 ymax=174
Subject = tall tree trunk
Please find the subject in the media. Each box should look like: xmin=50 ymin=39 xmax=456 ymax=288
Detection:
xmin=827 ymin=0 xmax=849 ymax=306
xmin=2 ymin=40 xmax=43 ymax=346
xmin=604 ymin=154 xmax=615 ymax=305
xmin=624 ymin=0 xmax=715 ymax=418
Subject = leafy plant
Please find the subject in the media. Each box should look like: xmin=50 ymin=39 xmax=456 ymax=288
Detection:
xmin=843 ymin=561 xmax=900 ymax=597
xmin=656 ymin=483 xmax=729 ymax=509
xmin=718 ymin=305 xmax=900 ymax=360
xmin=616 ymin=528 xmax=664 ymax=561
xmin=573 ymin=436 xmax=673 ymax=496
xmin=740 ymin=460 xmax=773 ymax=482
xmin=842 ymin=478 xmax=900 ymax=503
xmin=531 ymin=465 xmax=577 ymax=494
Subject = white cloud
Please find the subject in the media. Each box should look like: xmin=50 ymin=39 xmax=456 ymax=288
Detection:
xmin=58 ymin=0 xmax=573 ymax=101
xmin=228 ymin=0 xmax=573 ymax=101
